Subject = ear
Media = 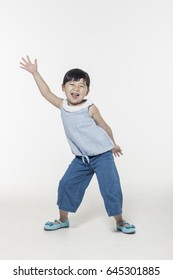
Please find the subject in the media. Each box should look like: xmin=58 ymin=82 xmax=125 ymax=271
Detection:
xmin=62 ymin=84 xmax=65 ymax=92
xmin=86 ymin=88 xmax=90 ymax=96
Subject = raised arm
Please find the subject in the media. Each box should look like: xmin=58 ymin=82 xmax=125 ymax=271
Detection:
xmin=20 ymin=55 xmax=63 ymax=108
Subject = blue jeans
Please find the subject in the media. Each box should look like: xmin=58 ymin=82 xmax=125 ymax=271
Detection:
xmin=57 ymin=151 xmax=123 ymax=216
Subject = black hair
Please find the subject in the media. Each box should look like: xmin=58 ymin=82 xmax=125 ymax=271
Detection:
xmin=62 ymin=68 xmax=90 ymax=89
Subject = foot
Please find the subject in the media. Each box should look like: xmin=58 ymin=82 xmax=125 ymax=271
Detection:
xmin=44 ymin=219 xmax=69 ymax=231
xmin=116 ymin=220 xmax=136 ymax=234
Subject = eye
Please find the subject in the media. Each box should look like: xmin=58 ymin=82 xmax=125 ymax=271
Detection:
xmin=80 ymin=84 xmax=85 ymax=88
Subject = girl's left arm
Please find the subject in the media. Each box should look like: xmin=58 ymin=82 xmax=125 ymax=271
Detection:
xmin=89 ymin=105 xmax=123 ymax=157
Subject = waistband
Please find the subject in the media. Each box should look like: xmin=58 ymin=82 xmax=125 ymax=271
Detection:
xmin=76 ymin=155 xmax=94 ymax=164
xmin=76 ymin=151 xmax=111 ymax=164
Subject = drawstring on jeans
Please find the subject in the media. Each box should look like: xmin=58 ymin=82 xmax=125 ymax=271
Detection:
xmin=82 ymin=155 xmax=90 ymax=164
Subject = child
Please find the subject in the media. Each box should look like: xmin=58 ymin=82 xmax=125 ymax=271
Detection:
xmin=20 ymin=55 xmax=136 ymax=234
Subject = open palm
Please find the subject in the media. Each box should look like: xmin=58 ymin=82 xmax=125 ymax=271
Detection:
xmin=20 ymin=55 xmax=37 ymax=74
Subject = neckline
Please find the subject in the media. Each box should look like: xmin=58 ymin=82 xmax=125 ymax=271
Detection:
xmin=62 ymin=99 xmax=93 ymax=112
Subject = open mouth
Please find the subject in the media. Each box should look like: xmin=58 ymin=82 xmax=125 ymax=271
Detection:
xmin=71 ymin=92 xmax=80 ymax=97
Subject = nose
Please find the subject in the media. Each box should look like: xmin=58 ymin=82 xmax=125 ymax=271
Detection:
xmin=74 ymin=84 xmax=80 ymax=91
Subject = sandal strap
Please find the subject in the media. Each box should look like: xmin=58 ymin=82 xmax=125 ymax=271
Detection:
xmin=54 ymin=219 xmax=61 ymax=223
xmin=45 ymin=220 xmax=61 ymax=226
xmin=117 ymin=220 xmax=135 ymax=229
xmin=117 ymin=220 xmax=128 ymax=226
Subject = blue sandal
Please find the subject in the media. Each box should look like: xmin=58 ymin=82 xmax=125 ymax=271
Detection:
xmin=116 ymin=220 xmax=136 ymax=234
xmin=44 ymin=219 xmax=69 ymax=231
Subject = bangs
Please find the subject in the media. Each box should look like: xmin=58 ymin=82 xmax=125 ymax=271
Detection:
xmin=63 ymin=68 xmax=90 ymax=88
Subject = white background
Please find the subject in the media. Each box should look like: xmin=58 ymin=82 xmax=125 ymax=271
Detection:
xmin=0 ymin=0 xmax=173 ymax=260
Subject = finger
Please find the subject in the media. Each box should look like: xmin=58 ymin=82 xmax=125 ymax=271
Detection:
xmin=115 ymin=151 xmax=121 ymax=157
xmin=21 ymin=57 xmax=28 ymax=63
xmin=26 ymin=55 xmax=31 ymax=63
xmin=20 ymin=62 xmax=26 ymax=67
xmin=117 ymin=148 xmax=123 ymax=155
xmin=20 ymin=66 xmax=27 ymax=70
xmin=113 ymin=151 xmax=117 ymax=157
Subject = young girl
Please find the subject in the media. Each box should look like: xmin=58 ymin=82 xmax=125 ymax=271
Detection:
xmin=20 ymin=55 xmax=135 ymax=234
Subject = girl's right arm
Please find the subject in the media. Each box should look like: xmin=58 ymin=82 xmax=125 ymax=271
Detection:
xmin=20 ymin=55 xmax=63 ymax=109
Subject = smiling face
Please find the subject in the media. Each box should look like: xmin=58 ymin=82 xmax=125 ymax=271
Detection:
xmin=62 ymin=78 xmax=89 ymax=106
xmin=62 ymin=68 xmax=90 ymax=106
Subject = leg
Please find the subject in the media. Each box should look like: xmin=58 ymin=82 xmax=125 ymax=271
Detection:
xmin=57 ymin=157 xmax=94 ymax=213
xmin=44 ymin=157 xmax=94 ymax=231
xmin=94 ymin=152 xmax=135 ymax=233
xmin=113 ymin=214 xmax=124 ymax=224
xmin=59 ymin=209 xmax=68 ymax=222
xmin=94 ymin=151 xmax=123 ymax=216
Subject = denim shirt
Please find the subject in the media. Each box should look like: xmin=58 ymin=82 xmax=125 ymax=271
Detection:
xmin=60 ymin=99 xmax=114 ymax=157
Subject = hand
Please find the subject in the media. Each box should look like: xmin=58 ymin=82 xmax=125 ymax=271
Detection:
xmin=112 ymin=145 xmax=123 ymax=157
xmin=20 ymin=55 xmax=37 ymax=74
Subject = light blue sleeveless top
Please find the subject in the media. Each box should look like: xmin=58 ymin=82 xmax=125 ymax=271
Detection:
xmin=60 ymin=99 xmax=114 ymax=157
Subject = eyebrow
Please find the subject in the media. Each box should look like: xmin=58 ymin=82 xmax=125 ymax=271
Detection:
xmin=69 ymin=81 xmax=86 ymax=85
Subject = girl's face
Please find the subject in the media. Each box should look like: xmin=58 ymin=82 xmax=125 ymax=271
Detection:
xmin=62 ymin=78 xmax=89 ymax=106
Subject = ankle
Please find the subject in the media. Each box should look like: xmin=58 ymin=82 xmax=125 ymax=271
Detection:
xmin=59 ymin=218 xmax=68 ymax=223
xmin=114 ymin=215 xmax=124 ymax=224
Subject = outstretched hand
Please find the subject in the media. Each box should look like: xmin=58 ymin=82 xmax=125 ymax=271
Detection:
xmin=20 ymin=55 xmax=37 ymax=74
xmin=112 ymin=145 xmax=123 ymax=157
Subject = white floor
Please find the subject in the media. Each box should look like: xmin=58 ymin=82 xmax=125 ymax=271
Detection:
xmin=0 ymin=183 xmax=173 ymax=260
